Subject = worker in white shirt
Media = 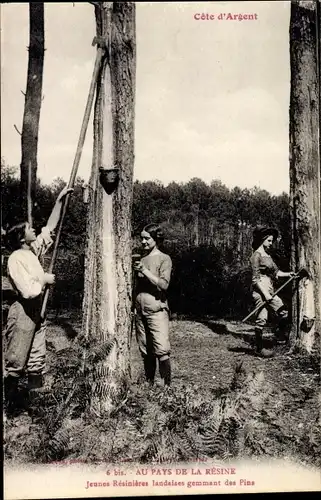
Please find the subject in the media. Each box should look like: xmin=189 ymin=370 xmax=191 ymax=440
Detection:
xmin=4 ymin=186 xmax=73 ymax=417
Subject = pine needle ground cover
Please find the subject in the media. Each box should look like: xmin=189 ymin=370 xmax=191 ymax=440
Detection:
xmin=3 ymin=316 xmax=320 ymax=469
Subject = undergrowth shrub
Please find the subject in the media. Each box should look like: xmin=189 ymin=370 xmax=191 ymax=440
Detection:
xmin=22 ymin=334 xmax=118 ymax=463
xmin=4 ymin=347 xmax=321 ymax=468
xmin=303 ymin=389 xmax=321 ymax=468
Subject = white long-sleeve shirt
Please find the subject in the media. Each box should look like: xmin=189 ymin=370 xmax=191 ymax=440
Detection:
xmin=7 ymin=227 xmax=53 ymax=300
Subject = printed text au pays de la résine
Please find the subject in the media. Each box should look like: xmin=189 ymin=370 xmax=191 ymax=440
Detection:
xmin=85 ymin=467 xmax=255 ymax=488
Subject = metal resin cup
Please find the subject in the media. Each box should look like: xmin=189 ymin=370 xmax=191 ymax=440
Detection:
xmin=99 ymin=167 xmax=119 ymax=195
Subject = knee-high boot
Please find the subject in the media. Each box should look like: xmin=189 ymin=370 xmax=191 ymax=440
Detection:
xmin=159 ymin=358 xmax=171 ymax=386
xmin=255 ymin=328 xmax=274 ymax=358
xmin=255 ymin=327 xmax=263 ymax=354
xmin=4 ymin=375 xmax=20 ymax=416
xmin=276 ymin=314 xmax=290 ymax=343
xmin=143 ymin=355 xmax=156 ymax=384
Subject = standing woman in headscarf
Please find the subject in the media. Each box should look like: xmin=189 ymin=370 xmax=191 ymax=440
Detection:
xmin=133 ymin=223 xmax=172 ymax=386
xmin=250 ymin=226 xmax=295 ymax=357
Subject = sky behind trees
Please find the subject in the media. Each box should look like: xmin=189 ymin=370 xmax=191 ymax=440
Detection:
xmin=1 ymin=1 xmax=291 ymax=194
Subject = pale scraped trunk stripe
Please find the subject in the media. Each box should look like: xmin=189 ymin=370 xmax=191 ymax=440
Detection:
xmin=101 ymin=51 xmax=118 ymax=340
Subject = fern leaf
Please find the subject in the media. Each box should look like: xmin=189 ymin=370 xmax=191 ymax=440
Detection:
xmin=229 ymin=361 xmax=247 ymax=391
xmin=47 ymin=427 xmax=70 ymax=460
xmin=174 ymin=432 xmax=198 ymax=461
xmin=85 ymin=338 xmax=116 ymax=365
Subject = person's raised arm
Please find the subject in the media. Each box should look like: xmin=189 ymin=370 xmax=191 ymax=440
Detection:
xmin=46 ymin=187 xmax=74 ymax=233
xmin=276 ymin=270 xmax=295 ymax=279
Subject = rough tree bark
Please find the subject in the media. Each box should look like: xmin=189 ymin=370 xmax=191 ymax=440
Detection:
xmin=192 ymin=204 xmax=200 ymax=247
xmin=289 ymin=0 xmax=320 ymax=353
xmin=82 ymin=2 xmax=136 ymax=415
xmin=20 ymin=3 xmax=45 ymax=223
xmin=235 ymin=221 xmax=242 ymax=266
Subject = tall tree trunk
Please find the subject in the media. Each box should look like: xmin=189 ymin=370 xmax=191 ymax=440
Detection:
xmin=289 ymin=0 xmax=320 ymax=353
xmin=20 ymin=3 xmax=45 ymax=223
xmin=82 ymin=2 xmax=136 ymax=415
xmin=235 ymin=221 xmax=242 ymax=266
xmin=193 ymin=204 xmax=199 ymax=247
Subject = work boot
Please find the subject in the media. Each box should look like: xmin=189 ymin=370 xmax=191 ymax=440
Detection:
xmin=28 ymin=373 xmax=51 ymax=400
xmin=159 ymin=358 xmax=171 ymax=386
xmin=28 ymin=373 xmax=50 ymax=403
xmin=275 ymin=317 xmax=290 ymax=344
xmin=27 ymin=374 xmax=50 ymax=421
xmin=143 ymin=356 xmax=156 ymax=385
xmin=28 ymin=373 xmax=44 ymax=390
xmin=255 ymin=328 xmax=263 ymax=354
xmin=255 ymin=328 xmax=274 ymax=358
xmin=259 ymin=348 xmax=275 ymax=358
xmin=4 ymin=375 xmax=20 ymax=417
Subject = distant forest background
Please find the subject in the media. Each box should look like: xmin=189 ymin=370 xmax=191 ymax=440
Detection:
xmin=1 ymin=160 xmax=291 ymax=319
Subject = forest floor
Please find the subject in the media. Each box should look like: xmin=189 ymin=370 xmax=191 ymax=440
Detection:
xmin=3 ymin=313 xmax=321 ymax=470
